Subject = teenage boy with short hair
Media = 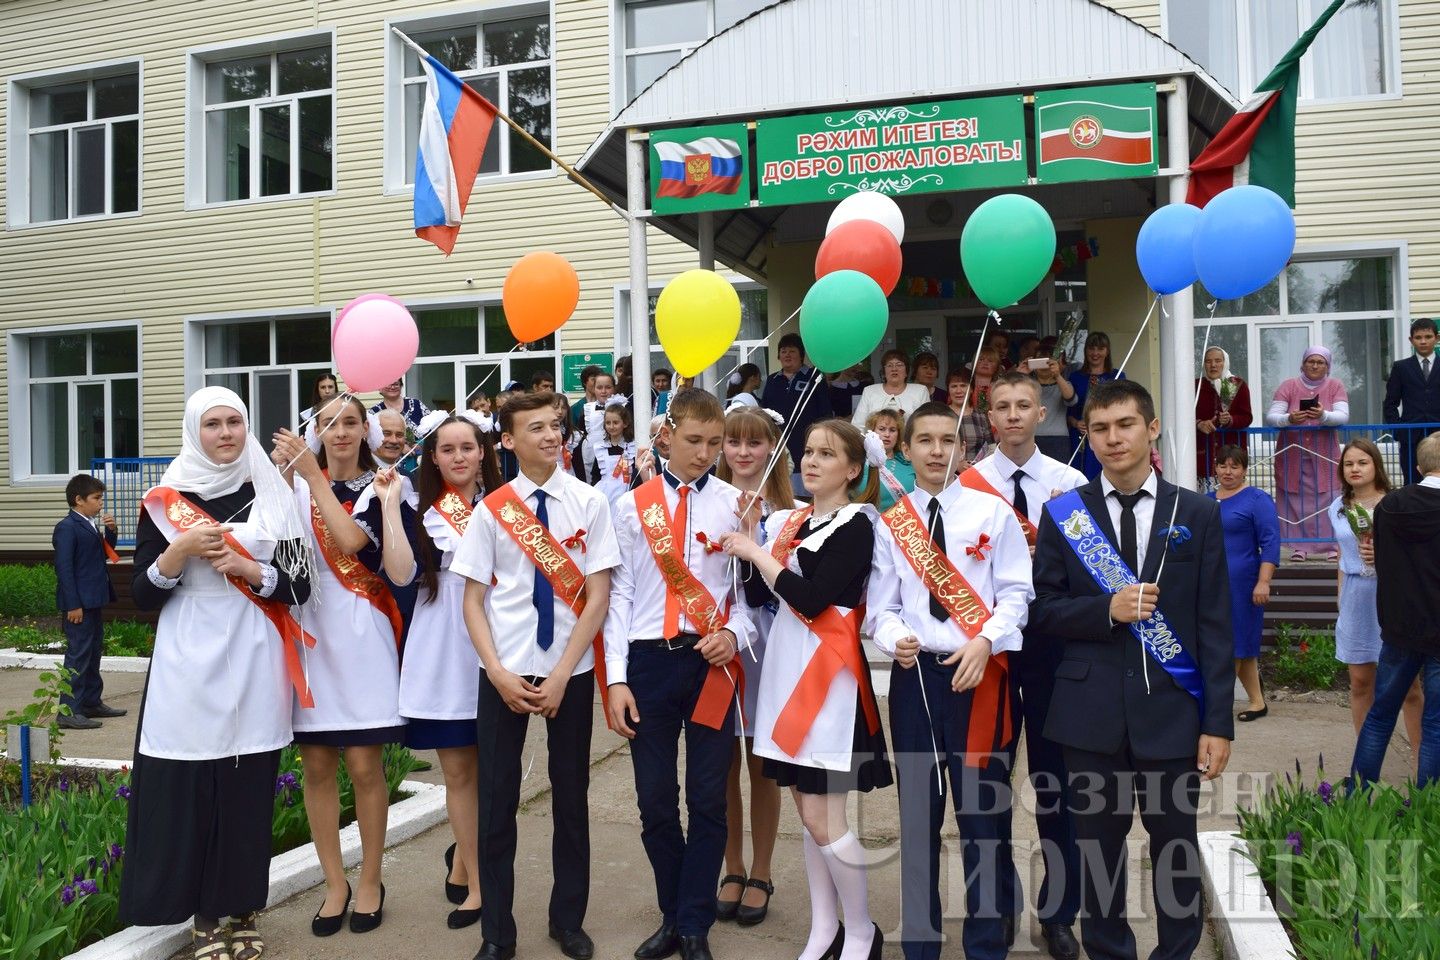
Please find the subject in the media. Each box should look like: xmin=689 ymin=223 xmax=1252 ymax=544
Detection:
xmin=1028 ymin=380 xmax=1233 ymax=960
xmin=53 ymin=474 xmax=122 ymax=729
xmin=1383 ymin=317 xmax=1440 ymax=482
xmin=454 ymin=392 xmax=621 ymax=960
xmin=871 ymin=401 xmax=1035 ymax=960
xmin=605 ymin=389 xmax=755 ymax=960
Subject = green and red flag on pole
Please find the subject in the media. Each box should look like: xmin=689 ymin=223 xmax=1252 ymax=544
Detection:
xmin=1186 ymin=0 xmax=1347 ymax=208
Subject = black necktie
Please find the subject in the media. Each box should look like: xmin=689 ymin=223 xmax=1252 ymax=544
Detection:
xmin=1011 ymin=469 xmax=1030 ymax=520
xmin=927 ymin=499 xmax=948 ymax=621
xmin=1112 ymin=490 xmax=1146 ymax=572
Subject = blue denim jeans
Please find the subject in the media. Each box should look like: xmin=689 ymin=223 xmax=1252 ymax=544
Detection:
xmin=1350 ymin=643 xmax=1440 ymax=787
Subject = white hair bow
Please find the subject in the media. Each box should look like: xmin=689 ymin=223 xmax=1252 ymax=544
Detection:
xmin=761 ymin=408 xmax=785 ymax=426
xmin=365 ymin=414 xmax=384 ymax=452
xmin=728 ymin=371 xmax=743 ymax=386
xmin=455 ymin=409 xmax=494 ymax=434
xmin=604 ymin=395 xmax=629 ymax=409
xmin=415 ymin=409 xmax=450 ymax=440
xmin=862 ymin=429 xmax=888 ymax=468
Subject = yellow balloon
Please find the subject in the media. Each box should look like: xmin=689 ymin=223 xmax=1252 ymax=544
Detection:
xmin=655 ymin=270 xmax=742 ymax=377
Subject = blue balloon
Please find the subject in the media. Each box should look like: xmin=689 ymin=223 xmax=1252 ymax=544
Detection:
xmin=1135 ymin=204 xmax=1202 ymax=295
xmin=1192 ymin=185 xmax=1296 ymax=300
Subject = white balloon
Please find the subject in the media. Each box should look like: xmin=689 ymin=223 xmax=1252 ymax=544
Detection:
xmin=826 ymin=191 xmax=905 ymax=244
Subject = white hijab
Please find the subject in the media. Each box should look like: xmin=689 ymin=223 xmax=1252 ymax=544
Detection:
xmin=1203 ymin=347 xmax=1234 ymax=395
xmin=151 ymin=387 xmax=309 ymax=546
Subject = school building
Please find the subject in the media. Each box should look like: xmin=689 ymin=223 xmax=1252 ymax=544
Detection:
xmin=1 ymin=0 xmax=1433 ymax=554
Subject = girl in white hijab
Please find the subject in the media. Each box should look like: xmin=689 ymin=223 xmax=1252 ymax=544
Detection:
xmin=119 ymin=387 xmax=314 ymax=960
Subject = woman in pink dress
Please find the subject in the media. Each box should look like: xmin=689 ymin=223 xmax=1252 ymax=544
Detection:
xmin=1265 ymin=346 xmax=1349 ymax=560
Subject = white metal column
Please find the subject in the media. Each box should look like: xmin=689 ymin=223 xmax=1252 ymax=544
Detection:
xmin=1162 ymin=76 xmax=1197 ymax=490
xmin=626 ymin=130 xmax=653 ymax=432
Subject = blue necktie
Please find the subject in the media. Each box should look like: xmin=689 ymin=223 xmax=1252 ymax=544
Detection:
xmin=533 ymin=489 xmax=554 ymax=650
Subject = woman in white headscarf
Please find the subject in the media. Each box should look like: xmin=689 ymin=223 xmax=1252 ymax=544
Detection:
xmin=1193 ymin=346 xmax=1253 ymax=484
xmin=119 ymin=387 xmax=314 ymax=960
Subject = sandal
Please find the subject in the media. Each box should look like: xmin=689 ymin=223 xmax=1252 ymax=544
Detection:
xmin=229 ymin=913 xmax=263 ymax=960
xmin=715 ymin=873 xmax=746 ymax=922
xmin=192 ymin=923 xmax=232 ymax=960
xmin=736 ymin=877 xmax=774 ymax=926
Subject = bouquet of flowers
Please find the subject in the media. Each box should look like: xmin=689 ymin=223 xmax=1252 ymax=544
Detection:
xmin=1218 ymin=377 xmax=1238 ymax=411
xmin=1342 ymin=503 xmax=1376 ymax=577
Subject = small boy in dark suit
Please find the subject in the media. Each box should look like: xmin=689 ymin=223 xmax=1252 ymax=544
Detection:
xmin=53 ymin=474 xmax=124 ymax=729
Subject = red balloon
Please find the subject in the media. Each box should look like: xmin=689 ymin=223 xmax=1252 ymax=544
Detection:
xmin=815 ymin=219 xmax=903 ymax=295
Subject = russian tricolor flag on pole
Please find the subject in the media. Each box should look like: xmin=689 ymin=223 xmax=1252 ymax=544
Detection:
xmin=414 ymin=55 xmax=498 ymax=255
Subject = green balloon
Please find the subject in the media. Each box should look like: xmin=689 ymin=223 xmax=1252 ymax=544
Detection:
xmin=800 ymin=270 xmax=889 ymax=374
xmin=960 ymin=194 xmax=1057 ymax=309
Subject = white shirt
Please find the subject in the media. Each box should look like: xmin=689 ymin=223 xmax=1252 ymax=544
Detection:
xmin=851 ymin=382 xmax=933 ymax=428
xmin=1420 ymin=476 xmax=1440 ymax=489
xmin=973 ymin=445 xmax=1087 ymax=525
xmin=870 ymin=483 xmax=1034 ymax=656
xmin=450 ymin=465 xmax=621 ymax=678
xmin=1100 ymin=469 xmax=1160 ymax=573
xmin=603 ymin=470 xmax=756 ymax=684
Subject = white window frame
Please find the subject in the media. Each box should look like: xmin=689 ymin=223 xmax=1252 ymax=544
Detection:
xmin=1160 ymin=0 xmax=1402 ymax=105
xmin=185 ymin=28 xmax=337 ymax=209
xmin=383 ymin=4 xmax=557 ymax=196
xmin=185 ymin=308 xmax=335 ymax=430
xmin=6 ymin=321 xmax=143 ymax=485
xmin=404 ymin=295 xmax=562 ymax=407
xmin=613 ymin=278 xmax=767 ymax=395
xmin=6 ymin=58 xmax=143 ymax=229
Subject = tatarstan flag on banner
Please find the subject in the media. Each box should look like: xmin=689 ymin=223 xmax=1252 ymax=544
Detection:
xmin=1033 ymin=83 xmax=1158 ymax=184
xmin=1187 ymin=0 xmax=1346 ymax=208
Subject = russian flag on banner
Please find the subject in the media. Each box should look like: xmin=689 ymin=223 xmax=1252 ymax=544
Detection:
xmin=414 ymin=56 xmax=498 ymax=255
xmin=654 ymin=137 xmax=742 ymax=199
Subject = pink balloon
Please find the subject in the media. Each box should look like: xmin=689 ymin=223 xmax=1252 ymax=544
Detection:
xmin=333 ymin=298 xmax=419 ymax=393
xmin=333 ymin=293 xmax=399 ymax=351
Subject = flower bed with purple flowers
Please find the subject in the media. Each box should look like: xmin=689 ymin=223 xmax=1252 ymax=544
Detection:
xmin=0 ymin=745 xmax=415 ymax=960
xmin=1237 ymin=758 xmax=1440 ymax=959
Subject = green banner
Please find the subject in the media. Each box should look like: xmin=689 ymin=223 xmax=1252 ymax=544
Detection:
xmin=562 ymin=351 xmax=613 ymax=393
xmin=649 ymin=123 xmax=752 ymax=215
xmin=755 ymin=97 xmax=1026 ymax=206
xmin=1034 ymin=83 xmax=1158 ymax=184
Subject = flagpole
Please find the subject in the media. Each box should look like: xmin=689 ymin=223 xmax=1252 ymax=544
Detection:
xmin=391 ymin=26 xmax=631 ymax=224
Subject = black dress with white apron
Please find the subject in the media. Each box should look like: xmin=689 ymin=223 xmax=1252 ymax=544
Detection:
xmin=743 ymin=506 xmax=892 ymax=795
xmin=119 ymin=484 xmax=311 ymax=925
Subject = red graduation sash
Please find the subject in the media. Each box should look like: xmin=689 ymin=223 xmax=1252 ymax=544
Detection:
xmin=881 ymin=496 xmax=1014 ymax=766
xmin=959 ymin=466 xmax=1037 ymax=547
xmin=310 ymin=477 xmax=405 ymax=651
xmin=633 ymin=477 xmax=742 ymax=731
xmin=431 ymin=482 xmax=475 ymax=539
xmin=481 ymin=483 xmax=613 ymax=727
xmin=143 ymin=487 xmax=319 ymax=708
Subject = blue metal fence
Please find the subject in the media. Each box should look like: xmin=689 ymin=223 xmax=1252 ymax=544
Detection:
xmin=90 ymin=457 xmax=174 ymax=548
xmin=1196 ymin=422 xmax=1440 ymax=547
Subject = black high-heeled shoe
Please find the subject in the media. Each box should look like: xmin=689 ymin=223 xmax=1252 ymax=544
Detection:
xmin=808 ymin=922 xmax=844 ymax=960
xmin=311 ymin=882 xmax=350 ymax=937
xmin=443 ymin=842 xmax=467 ymax=905
xmin=715 ymin=873 xmax=746 ymax=922
xmin=866 ymin=923 xmax=883 ymax=960
xmin=349 ymin=884 xmax=386 ymax=934
xmin=447 ymin=905 xmax=482 ymax=929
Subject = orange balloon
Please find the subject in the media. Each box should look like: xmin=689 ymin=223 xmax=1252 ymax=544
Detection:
xmin=502 ymin=252 xmax=580 ymax=343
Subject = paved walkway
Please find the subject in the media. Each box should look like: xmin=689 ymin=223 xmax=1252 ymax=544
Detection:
xmin=0 ymin=666 xmax=1418 ymax=959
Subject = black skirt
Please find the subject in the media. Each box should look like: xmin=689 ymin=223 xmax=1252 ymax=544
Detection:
xmin=763 ymin=692 xmax=894 ymax=795
xmin=292 ymin=723 xmax=407 ymax=747
xmin=118 ymin=749 xmax=281 ymax=925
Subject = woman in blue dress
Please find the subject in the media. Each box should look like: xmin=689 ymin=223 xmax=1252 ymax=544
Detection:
xmin=1065 ymin=332 xmax=1125 ymax=479
xmin=1208 ymin=445 xmax=1280 ymax=721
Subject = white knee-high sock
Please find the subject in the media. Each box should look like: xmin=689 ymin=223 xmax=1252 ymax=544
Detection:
xmin=799 ymin=831 xmax=841 ymax=960
xmin=820 ymin=832 xmax=875 ymax=960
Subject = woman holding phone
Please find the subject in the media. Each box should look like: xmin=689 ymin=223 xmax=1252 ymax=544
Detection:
xmin=1266 ymin=347 xmax=1349 ymax=560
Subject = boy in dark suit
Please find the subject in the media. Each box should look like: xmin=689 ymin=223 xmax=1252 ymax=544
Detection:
xmin=1383 ymin=317 xmax=1440 ymax=483
xmin=1028 ymin=380 xmax=1233 ymax=960
xmin=53 ymin=474 xmax=124 ymax=729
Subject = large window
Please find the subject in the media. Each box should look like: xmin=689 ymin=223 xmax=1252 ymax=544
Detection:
xmin=14 ymin=328 xmax=140 ymax=479
xmin=202 ymin=314 xmax=332 ymax=447
xmin=616 ymin=283 xmax=768 ymax=396
xmin=1192 ymin=253 xmax=1398 ymax=425
xmin=10 ymin=65 xmax=139 ymax=225
xmin=1165 ymin=0 xmax=1396 ymax=100
xmin=407 ymin=303 xmax=559 ymax=410
xmin=197 ymin=38 xmax=333 ymax=204
xmin=399 ymin=13 xmax=552 ymax=184
xmin=618 ymin=0 xmax=770 ymax=103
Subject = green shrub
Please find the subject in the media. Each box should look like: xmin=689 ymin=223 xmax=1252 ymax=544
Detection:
xmin=1 ymin=621 xmax=155 ymax=658
xmin=0 ymin=565 xmax=58 ymax=618
xmin=1269 ymin=623 xmax=1342 ymax=690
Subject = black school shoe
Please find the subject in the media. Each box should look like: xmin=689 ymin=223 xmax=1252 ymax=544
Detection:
xmin=84 ymin=701 xmax=127 ymax=718
xmin=349 ymin=884 xmax=385 ymax=933
xmin=549 ymin=923 xmax=595 ymax=960
xmin=58 ymin=713 xmax=101 ymax=729
xmin=634 ymin=922 xmax=679 ymax=960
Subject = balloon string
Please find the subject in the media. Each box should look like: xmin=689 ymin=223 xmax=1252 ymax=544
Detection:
xmin=1114 ymin=294 xmax=1161 ymax=382
xmin=713 ymin=306 xmax=801 ymax=390
xmin=740 ymin=371 xmax=824 ymax=524
xmin=940 ymin=309 xmax=998 ymax=518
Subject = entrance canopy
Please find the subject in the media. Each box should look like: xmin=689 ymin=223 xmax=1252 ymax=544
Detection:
xmin=577 ymin=0 xmax=1238 ymax=276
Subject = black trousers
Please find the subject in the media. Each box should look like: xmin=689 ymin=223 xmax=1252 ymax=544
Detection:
xmin=1063 ymin=745 xmax=1204 ymax=960
xmin=60 ymin=608 xmax=104 ymax=712
xmin=476 ymin=668 xmax=594 ymax=947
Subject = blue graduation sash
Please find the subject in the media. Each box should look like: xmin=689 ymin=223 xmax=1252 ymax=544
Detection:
xmin=1047 ymin=490 xmax=1205 ymax=710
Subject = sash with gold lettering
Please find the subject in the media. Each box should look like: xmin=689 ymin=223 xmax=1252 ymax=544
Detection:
xmin=431 ymin=482 xmax=475 ymax=539
xmin=142 ymin=487 xmax=319 ymax=708
xmin=767 ymin=507 xmax=880 ymax=757
xmin=633 ymin=477 xmax=743 ymax=731
xmin=481 ymin=484 xmax=614 ymax=727
xmin=882 ymin=495 xmax=1015 ymax=766
xmin=959 ymin=467 xmax=1038 ymax=547
xmin=311 ymin=477 xmax=405 ymax=651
